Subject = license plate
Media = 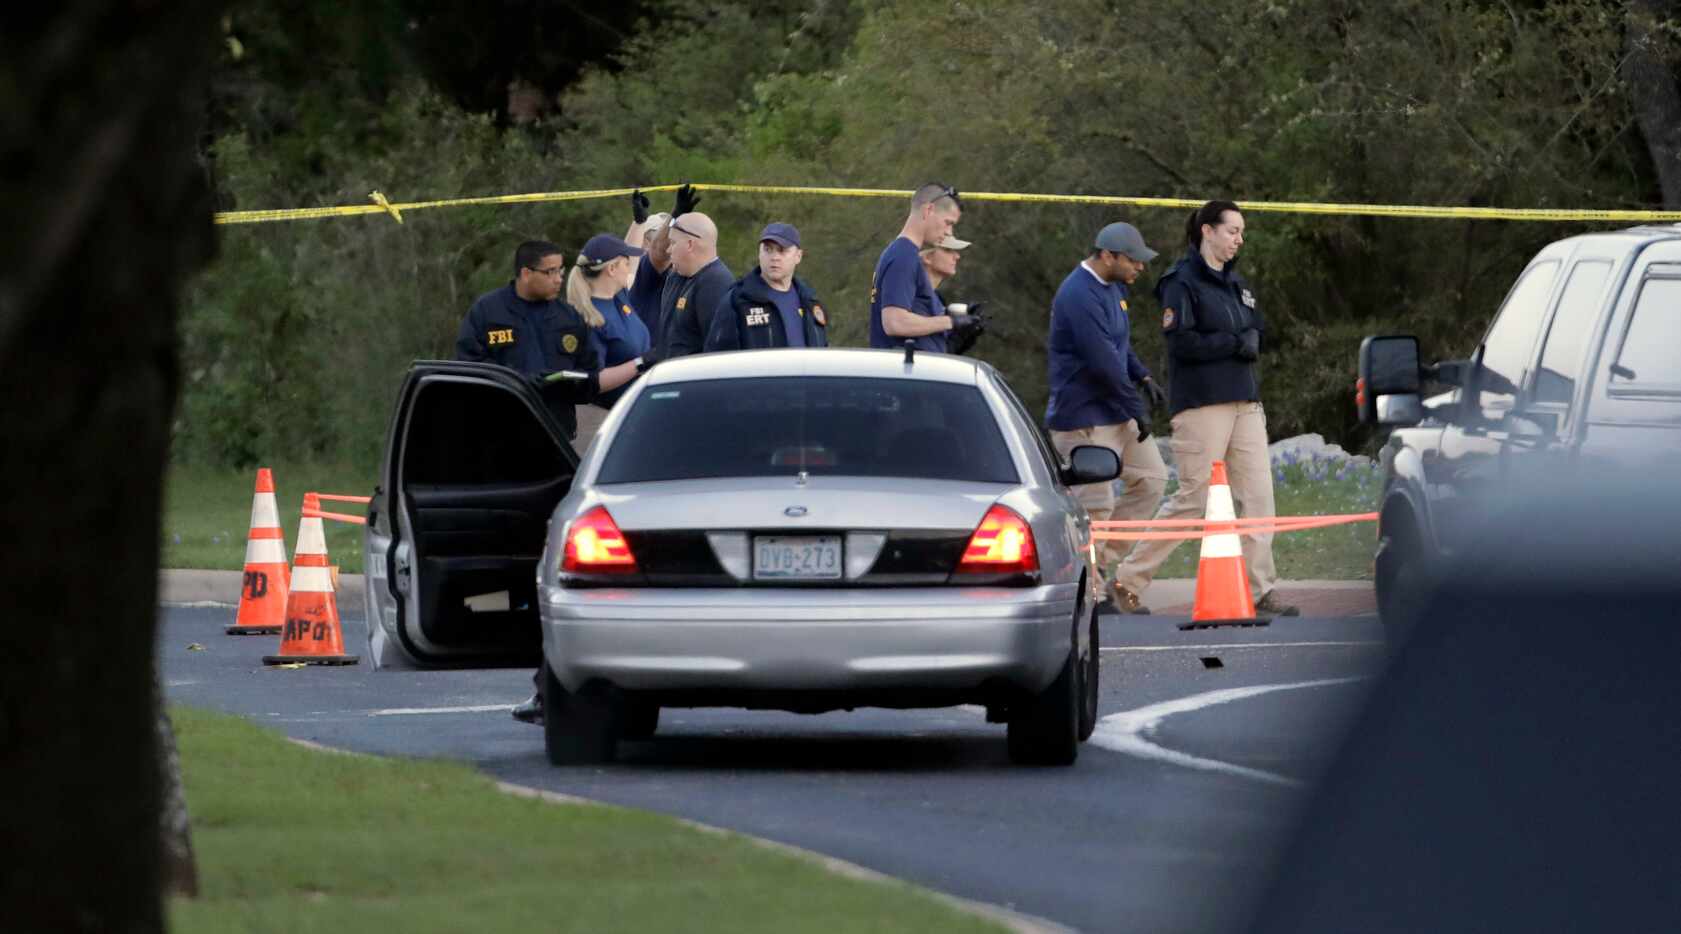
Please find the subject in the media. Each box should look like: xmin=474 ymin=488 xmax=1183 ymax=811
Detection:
xmin=753 ymin=536 xmax=842 ymax=580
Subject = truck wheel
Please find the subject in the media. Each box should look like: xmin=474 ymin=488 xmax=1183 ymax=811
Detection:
xmin=542 ymin=663 xmax=619 ymax=765
xmin=621 ymin=699 xmax=660 ymax=740
xmin=1007 ymin=649 xmax=1080 ymax=766
xmin=1376 ymin=516 xmax=1432 ymax=639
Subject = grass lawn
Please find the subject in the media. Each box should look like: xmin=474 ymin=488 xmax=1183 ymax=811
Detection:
xmin=164 ymin=460 xmax=378 ymax=575
xmin=163 ymin=452 xmax=1380 ymax=581
xmin=169 ymin=706 xmax=1002 ymax=934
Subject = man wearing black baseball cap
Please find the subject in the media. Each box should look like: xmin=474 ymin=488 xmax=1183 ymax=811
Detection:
xmin=705 ymin=222 xmax=829 ymax=351
xmin=1045 ymin=221 xmax=1171 ymax=610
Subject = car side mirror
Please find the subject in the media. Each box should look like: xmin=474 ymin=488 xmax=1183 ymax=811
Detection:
xmin=1062 ymin=444 xmax=1121 ymax=486
xmin=1357 ymin=335 xmax=1424 ymax=425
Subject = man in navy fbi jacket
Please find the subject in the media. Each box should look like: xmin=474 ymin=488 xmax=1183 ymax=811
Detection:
xmin=456 ymin=239 xmax=650 ymax=441
xmin=1044 ymin=222 xmax=1171 ymax=609
xmin=705 ymin=223 xmax=829 ymax=351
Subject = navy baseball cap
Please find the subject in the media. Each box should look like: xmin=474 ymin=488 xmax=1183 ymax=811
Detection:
xmin=579 ymin=233 xmax=645 ymax=266
xmin=759 ymin=222 xmax=801 ymax=248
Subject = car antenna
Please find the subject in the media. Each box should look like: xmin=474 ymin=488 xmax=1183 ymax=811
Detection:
xmin=903 ymin=339 xmax=915 ymax=364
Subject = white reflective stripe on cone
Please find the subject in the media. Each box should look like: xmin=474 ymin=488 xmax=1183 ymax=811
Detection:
xmin=1205 ymin=484 xmax=1237 ymax=521
xmin=295 ymin=516 xmax=327 ymax=556
xmin=244 ymin=538 xmax=287 ymax=564
xmin=291 ymin=565 xmax=334 ymax=593
xmin=1201 ymin=533 xmax=1243 ymax=559
xmin=250 ymin=492 xmax=281 ymax=529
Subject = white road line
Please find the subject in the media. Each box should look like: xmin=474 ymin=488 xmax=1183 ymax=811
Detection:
xmin=368 ymin=704 xmax=514 ymax=717
xmin=1101 ymin=641 xmax=1379 ymax=652
xmin=1088 ymin=678 xmax=1365 ymax=787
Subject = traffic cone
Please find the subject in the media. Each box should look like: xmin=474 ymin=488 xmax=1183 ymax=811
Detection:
xmin=1178 ymin=461 xmax=1266 ymax=631
xmin=227 ymin=467 xmax=290 ymax=635
xmin=264 ymin=492 xmax=359 ymax=666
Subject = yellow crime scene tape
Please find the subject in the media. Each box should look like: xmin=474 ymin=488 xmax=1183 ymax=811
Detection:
xmin=212 ymin=183 xmax=1681 ymax=226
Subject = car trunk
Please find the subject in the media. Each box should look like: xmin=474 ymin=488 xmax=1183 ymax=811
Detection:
xmin=581 ymin=476 xmax=1017 ymax=587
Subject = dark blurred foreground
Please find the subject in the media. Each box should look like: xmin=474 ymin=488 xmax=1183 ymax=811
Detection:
xmin=1249 ymin=475 xmax=1681 ymax=931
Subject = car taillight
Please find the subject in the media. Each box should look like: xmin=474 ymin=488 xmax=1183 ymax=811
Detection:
xmin=955 ymin=504 xmax=1038 ymax=575
xmin=561 ymin=506 xmax=638 ymax=574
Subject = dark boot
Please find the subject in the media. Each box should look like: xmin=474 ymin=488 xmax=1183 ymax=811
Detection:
xmin=510 ymin=691 xmax=543 ymax=724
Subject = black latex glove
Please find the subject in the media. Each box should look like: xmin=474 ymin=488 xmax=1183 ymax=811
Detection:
xmin=1135 ymin=415 xmax=1152 ymax=443
xmin=636 ymin=346 xmax=665 ymax=373
xmin=631 ymin=189 xmax=650 ymax=224
xmin=1236 ymin=328 xmax=1261 ymax=361
xmin=949 ymin=312 xmax=986 ymax=354
xmin=672 ymin=183 xmax=701 ymax=218
xmin=1139 ymin=377 xmax=1168 ymax=410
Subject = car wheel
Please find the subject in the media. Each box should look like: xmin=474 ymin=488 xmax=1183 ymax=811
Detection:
xmin=1007 ymin=649 xmax=1080 ymax=766
xmin=541 ymin=662 xmax=619 ymax=765
xmin=621 ymin=699 xmax=660 ymax=740
xmin=1078 ymin=608 xmax=1100 ymax=742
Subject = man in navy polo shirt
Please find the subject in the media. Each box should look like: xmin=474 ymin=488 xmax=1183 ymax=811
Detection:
xmin=706 ymin=223 xmax=829 ymax=350
xmin=654 ymin=211 xmax=734 ymax=359
xmin=868 ymin=182 xmax=983 ymax=353
xmin=1045 ymin=221 xmax=1171 ymax=610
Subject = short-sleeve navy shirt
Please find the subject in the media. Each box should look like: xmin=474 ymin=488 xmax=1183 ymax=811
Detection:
xmin=869 ymin=236 xmax=947 ymax=352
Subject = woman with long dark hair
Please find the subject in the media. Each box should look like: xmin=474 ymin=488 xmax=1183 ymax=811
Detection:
xmin=1110 ymin=200 xmax=1298 ymax=617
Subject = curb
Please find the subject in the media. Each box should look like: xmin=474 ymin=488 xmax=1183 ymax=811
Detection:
xmin=161 ymin=568 xmax=365 ymax=609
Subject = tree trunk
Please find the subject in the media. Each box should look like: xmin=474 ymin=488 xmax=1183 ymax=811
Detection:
xmin=0 ymin=4 xmax=218 ymax=931
xmin=1626 ymin=0 xmax=1681 ymax=208
xmin=157 ymin=693 xmax=199 ymax=899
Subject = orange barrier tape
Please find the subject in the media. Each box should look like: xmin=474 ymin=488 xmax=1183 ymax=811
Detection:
xmin=303 ymin=508 xmax=367 ymax=526
xmin=1091 ymin=512 xmax=1377 ymax=542
xmin=316 ymin=493 xmax=372 ymax=504
xmin=1092 ymin=512 xmax=1377 ymax=529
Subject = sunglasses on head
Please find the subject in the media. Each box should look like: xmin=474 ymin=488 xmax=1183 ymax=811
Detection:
xmin=669 ymin=220 xmax=701 ymax=240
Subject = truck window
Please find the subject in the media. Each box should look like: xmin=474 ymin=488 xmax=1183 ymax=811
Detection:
xmin=1610 ymin=277 xmax=1681 ymax=391
xmin=1478 ymin=261 xmax=1558 ymax=414
xmin=1533 ymin=260 xmax=1611 ymax=407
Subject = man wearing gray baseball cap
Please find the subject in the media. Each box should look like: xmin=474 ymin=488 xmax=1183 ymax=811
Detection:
xmin=1044 ymin=221 xmax=1171 ymax=610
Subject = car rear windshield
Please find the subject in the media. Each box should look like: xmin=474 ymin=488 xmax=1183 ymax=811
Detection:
xmin=596 ymin=376 xmax=1020 ymax=484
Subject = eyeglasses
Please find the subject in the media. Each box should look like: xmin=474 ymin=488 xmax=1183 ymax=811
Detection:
xmin=669 ymin=220 xmax=702 ymax=241
xmin=934 ymin=184 xmax=961 ymax=207
xmin=527 ymin=264 xmax=565 ymax=277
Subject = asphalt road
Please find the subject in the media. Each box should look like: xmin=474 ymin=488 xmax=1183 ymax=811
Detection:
xmin=160 ymin=604 xmax=1388 ymax=933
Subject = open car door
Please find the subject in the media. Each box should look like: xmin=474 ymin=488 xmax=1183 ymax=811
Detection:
xmin=363 ymin=360 xmax=578 ymax=669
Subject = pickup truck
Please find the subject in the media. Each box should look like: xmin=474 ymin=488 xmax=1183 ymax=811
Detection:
xmin=1357 ymin=224 xmax=1681 ymax=626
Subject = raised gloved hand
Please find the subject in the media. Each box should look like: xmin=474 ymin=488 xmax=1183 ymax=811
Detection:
xmin=672 ymin=183 xmax=701 ymax=218
xmin=1139 ymin=376 xmax=1168 ymax=410
xmin=1134 ymin=415 xmax=1152 ymax=443
xmin=631 ymin=189 xmax=650 ymax=224
xmin=1236 ymin=328 xmax=1261 ymax=361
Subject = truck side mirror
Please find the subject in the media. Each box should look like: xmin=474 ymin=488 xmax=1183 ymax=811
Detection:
xmin=1357 ymin=335 xmax=1423 ymax=425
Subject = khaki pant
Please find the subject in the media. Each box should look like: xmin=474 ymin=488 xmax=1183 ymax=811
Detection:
xmin=1113 ymin=401 xmax=1278 ymax=601
xmin=1050 ymin=420 xmax=1169 ymax=576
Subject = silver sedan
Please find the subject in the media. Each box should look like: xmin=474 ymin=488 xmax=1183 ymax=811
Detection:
xmin=535 ymin=348 xmax=1119 ymax=765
